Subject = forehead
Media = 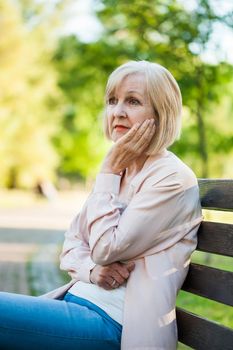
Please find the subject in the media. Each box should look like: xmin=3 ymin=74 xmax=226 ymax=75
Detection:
xmin=109 ymin=73 xmax=147 ymax=96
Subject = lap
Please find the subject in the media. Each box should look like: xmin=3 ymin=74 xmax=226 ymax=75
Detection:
xmin=0 ymin=292 xmax=121 ymax=350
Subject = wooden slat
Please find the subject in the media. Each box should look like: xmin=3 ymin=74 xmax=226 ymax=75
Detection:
xmin=177 ymin=307 xmax=233 ymax=350
xmin=197 ymin=221 xmax=233 ymax=257
xmin=181 ymin=263 xmax=233 ymax=306
xmin=198 ymin=179 xmax=233 ymax=211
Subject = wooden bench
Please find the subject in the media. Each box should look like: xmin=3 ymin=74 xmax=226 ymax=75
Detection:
xmin=177 ymin=179 xmax=233 ymax=349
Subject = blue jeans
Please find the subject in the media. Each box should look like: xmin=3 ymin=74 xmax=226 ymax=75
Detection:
xmin=0 ymin=291 xmax=122 ymax=349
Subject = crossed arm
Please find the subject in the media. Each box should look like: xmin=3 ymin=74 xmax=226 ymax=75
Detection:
xmin=59 ymin=172 xmax=195 ymax=289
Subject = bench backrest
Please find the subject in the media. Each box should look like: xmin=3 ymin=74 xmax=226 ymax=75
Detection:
xmin=177 ymin=179 xmax=233 ymax=350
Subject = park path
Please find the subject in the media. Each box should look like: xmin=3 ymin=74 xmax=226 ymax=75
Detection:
xmin=0 ymin=227 xmax=64 ymax=295
xmin=0 ymin=189 xmax=89 ymax=295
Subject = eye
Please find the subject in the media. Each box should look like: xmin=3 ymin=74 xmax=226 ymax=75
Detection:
xmin=107 ymin=97 xmax=117 ymax=105
xmin=128 ymin=98 xmax=141 ymax=105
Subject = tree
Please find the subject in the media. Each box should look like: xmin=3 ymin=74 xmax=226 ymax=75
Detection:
xmin=53 ymin=36 xmax=110 ymax=180
xmin=54 ymin=0 xmax=233 ymax=178
xmin=0 ymin=0 xmax=62 ymax=188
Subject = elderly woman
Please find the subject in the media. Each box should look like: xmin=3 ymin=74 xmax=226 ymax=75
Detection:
xmin=0 ymin=61 xmax=202 ymax=350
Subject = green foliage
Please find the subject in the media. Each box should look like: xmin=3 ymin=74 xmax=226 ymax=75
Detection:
xmin=0 ymin=0 xmax=62 ymax=188
xmin=0 ymin=0 xmax=232 ymax=186
xmin=52 ymin=34 xmax=115 ymax=179
xmin=53 ymin=0 xmax=233 ymax=179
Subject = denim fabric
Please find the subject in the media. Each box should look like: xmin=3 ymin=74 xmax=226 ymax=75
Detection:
xmin=0 ymin=291 xmax=122 ymax=350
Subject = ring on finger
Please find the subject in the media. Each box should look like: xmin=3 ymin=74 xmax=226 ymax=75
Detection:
xmin=111 ymin=279 xmax=117 ymax=287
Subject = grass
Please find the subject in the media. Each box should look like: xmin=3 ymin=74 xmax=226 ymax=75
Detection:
xmin=202 ymin=209 xmax=233 ymax=225
xmin=191 ymin=250 xmax=233 ymax=272
xmin=178 ymin=343 xmax=192 ymax=349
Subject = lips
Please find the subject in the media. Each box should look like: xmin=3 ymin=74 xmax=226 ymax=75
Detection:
xmin=114 ymin=125 xmax=130 ymax=131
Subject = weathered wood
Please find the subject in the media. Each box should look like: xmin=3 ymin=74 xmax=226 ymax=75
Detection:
xmin=177 ymin=307 xmax=233 ymax=350
xmin=181 ymin=263 xmax=233 ymax=306
xmin=197 ymin=221 xmax=233 ymax=257
xmin=198 ymin=179 xmax=233 ymax=211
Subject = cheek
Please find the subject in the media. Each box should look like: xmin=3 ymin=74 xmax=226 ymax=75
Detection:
xmin=107 ymin=116 xmax=114 ymax=131
xmin=105 ymin=109 xmax=112 ymax=126
xmin=131 ymin=108 xmax=150 ymax=124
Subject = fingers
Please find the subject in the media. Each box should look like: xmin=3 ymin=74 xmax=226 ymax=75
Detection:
xmin=90 ymin=262 xmax=135 ymax=290
xmin=101 ymin=273 xmax=121 ymax=290
xmin=105 ymin=262 xmax=136 ymax=289
xmin=116 ymin=122 xmax=141 ymax=145
xmin=135 ymin=119 xmax=155 ymax=140
xmin=93 ymin=268 xmax=119 ymax=290
xmin=112 ymin=262 xmax=132 ymax=279
xmin=105 ymin=275 xmax=118 ymax=289
xmin=133 ymin=119 xmax=156 ymax=151
xmin=121 ymin=119 xmax=155 ymax=147
xmin=107 ymin=118 xmax=155 ymax=174
xmin=125 ymin=261 xmax=135 ymax=272
xmin=111 ymin=262 xmax=135 ymax=280
xmin=111 ymin=270 xmax=126 ymax=285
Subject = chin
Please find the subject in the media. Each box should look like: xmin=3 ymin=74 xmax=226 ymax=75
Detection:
xmin=111 ymin=129 xmax=128 ymax=142
xmin=111 ymin=135 xmax=122 ymax=142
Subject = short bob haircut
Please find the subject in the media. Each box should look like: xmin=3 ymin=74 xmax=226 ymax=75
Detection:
xmin=103 ymin=60 xmax=182 ymax=155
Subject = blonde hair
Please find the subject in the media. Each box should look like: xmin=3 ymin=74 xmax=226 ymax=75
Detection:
xmin=103 ymin=60 xmax=182 ymax=155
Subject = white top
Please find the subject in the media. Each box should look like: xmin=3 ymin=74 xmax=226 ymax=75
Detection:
xmin=69 ymin=281 xmax=126 ymax=324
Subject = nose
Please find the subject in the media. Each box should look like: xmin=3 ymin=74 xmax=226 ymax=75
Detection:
xmin=113 ymin=102 xmax=127 ymax=118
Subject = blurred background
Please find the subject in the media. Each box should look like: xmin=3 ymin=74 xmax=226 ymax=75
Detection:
xmin=0 ymin=0 xmax=232 ymax=348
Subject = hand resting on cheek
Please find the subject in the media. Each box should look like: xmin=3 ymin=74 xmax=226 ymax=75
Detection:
xmin=101 ymin=118 xmax=156 ymax=175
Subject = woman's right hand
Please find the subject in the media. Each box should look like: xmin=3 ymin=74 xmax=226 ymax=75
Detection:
xmin=100 ymin=119 xmax=156 ymax=175
xmin=89 ymin=261 xmax=135 ymax=290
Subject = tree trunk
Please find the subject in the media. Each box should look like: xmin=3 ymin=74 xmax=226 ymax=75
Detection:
xmin=7 ymin=167 xmax=17 ymax=189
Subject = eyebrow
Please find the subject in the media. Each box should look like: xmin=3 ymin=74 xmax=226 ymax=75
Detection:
xmin=107 ymin=89 xmax=144 ymax=99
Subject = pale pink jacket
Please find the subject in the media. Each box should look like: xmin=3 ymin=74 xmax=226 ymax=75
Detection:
xmin=42 ymin=150 xmax=202 ymax=350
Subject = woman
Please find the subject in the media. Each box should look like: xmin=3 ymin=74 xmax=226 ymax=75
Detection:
xmin=0 ymin=60 xmax=202 ymax=349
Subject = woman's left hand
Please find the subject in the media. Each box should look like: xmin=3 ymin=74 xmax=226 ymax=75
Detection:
xmin=90 ymin=262 xmax=135 ymax=290
xmin=100 ymin=119 xmax=156 ymax=175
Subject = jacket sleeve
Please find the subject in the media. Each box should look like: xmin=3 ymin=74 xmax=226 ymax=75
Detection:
xmin=88 ymin=173 xmax=201 ymax=265
xmin=59 ymin=210 xmax=96 ymax=283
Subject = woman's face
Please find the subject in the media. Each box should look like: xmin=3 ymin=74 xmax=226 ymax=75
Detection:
xmin=106 ymin=74 xmax=155 ymax=142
